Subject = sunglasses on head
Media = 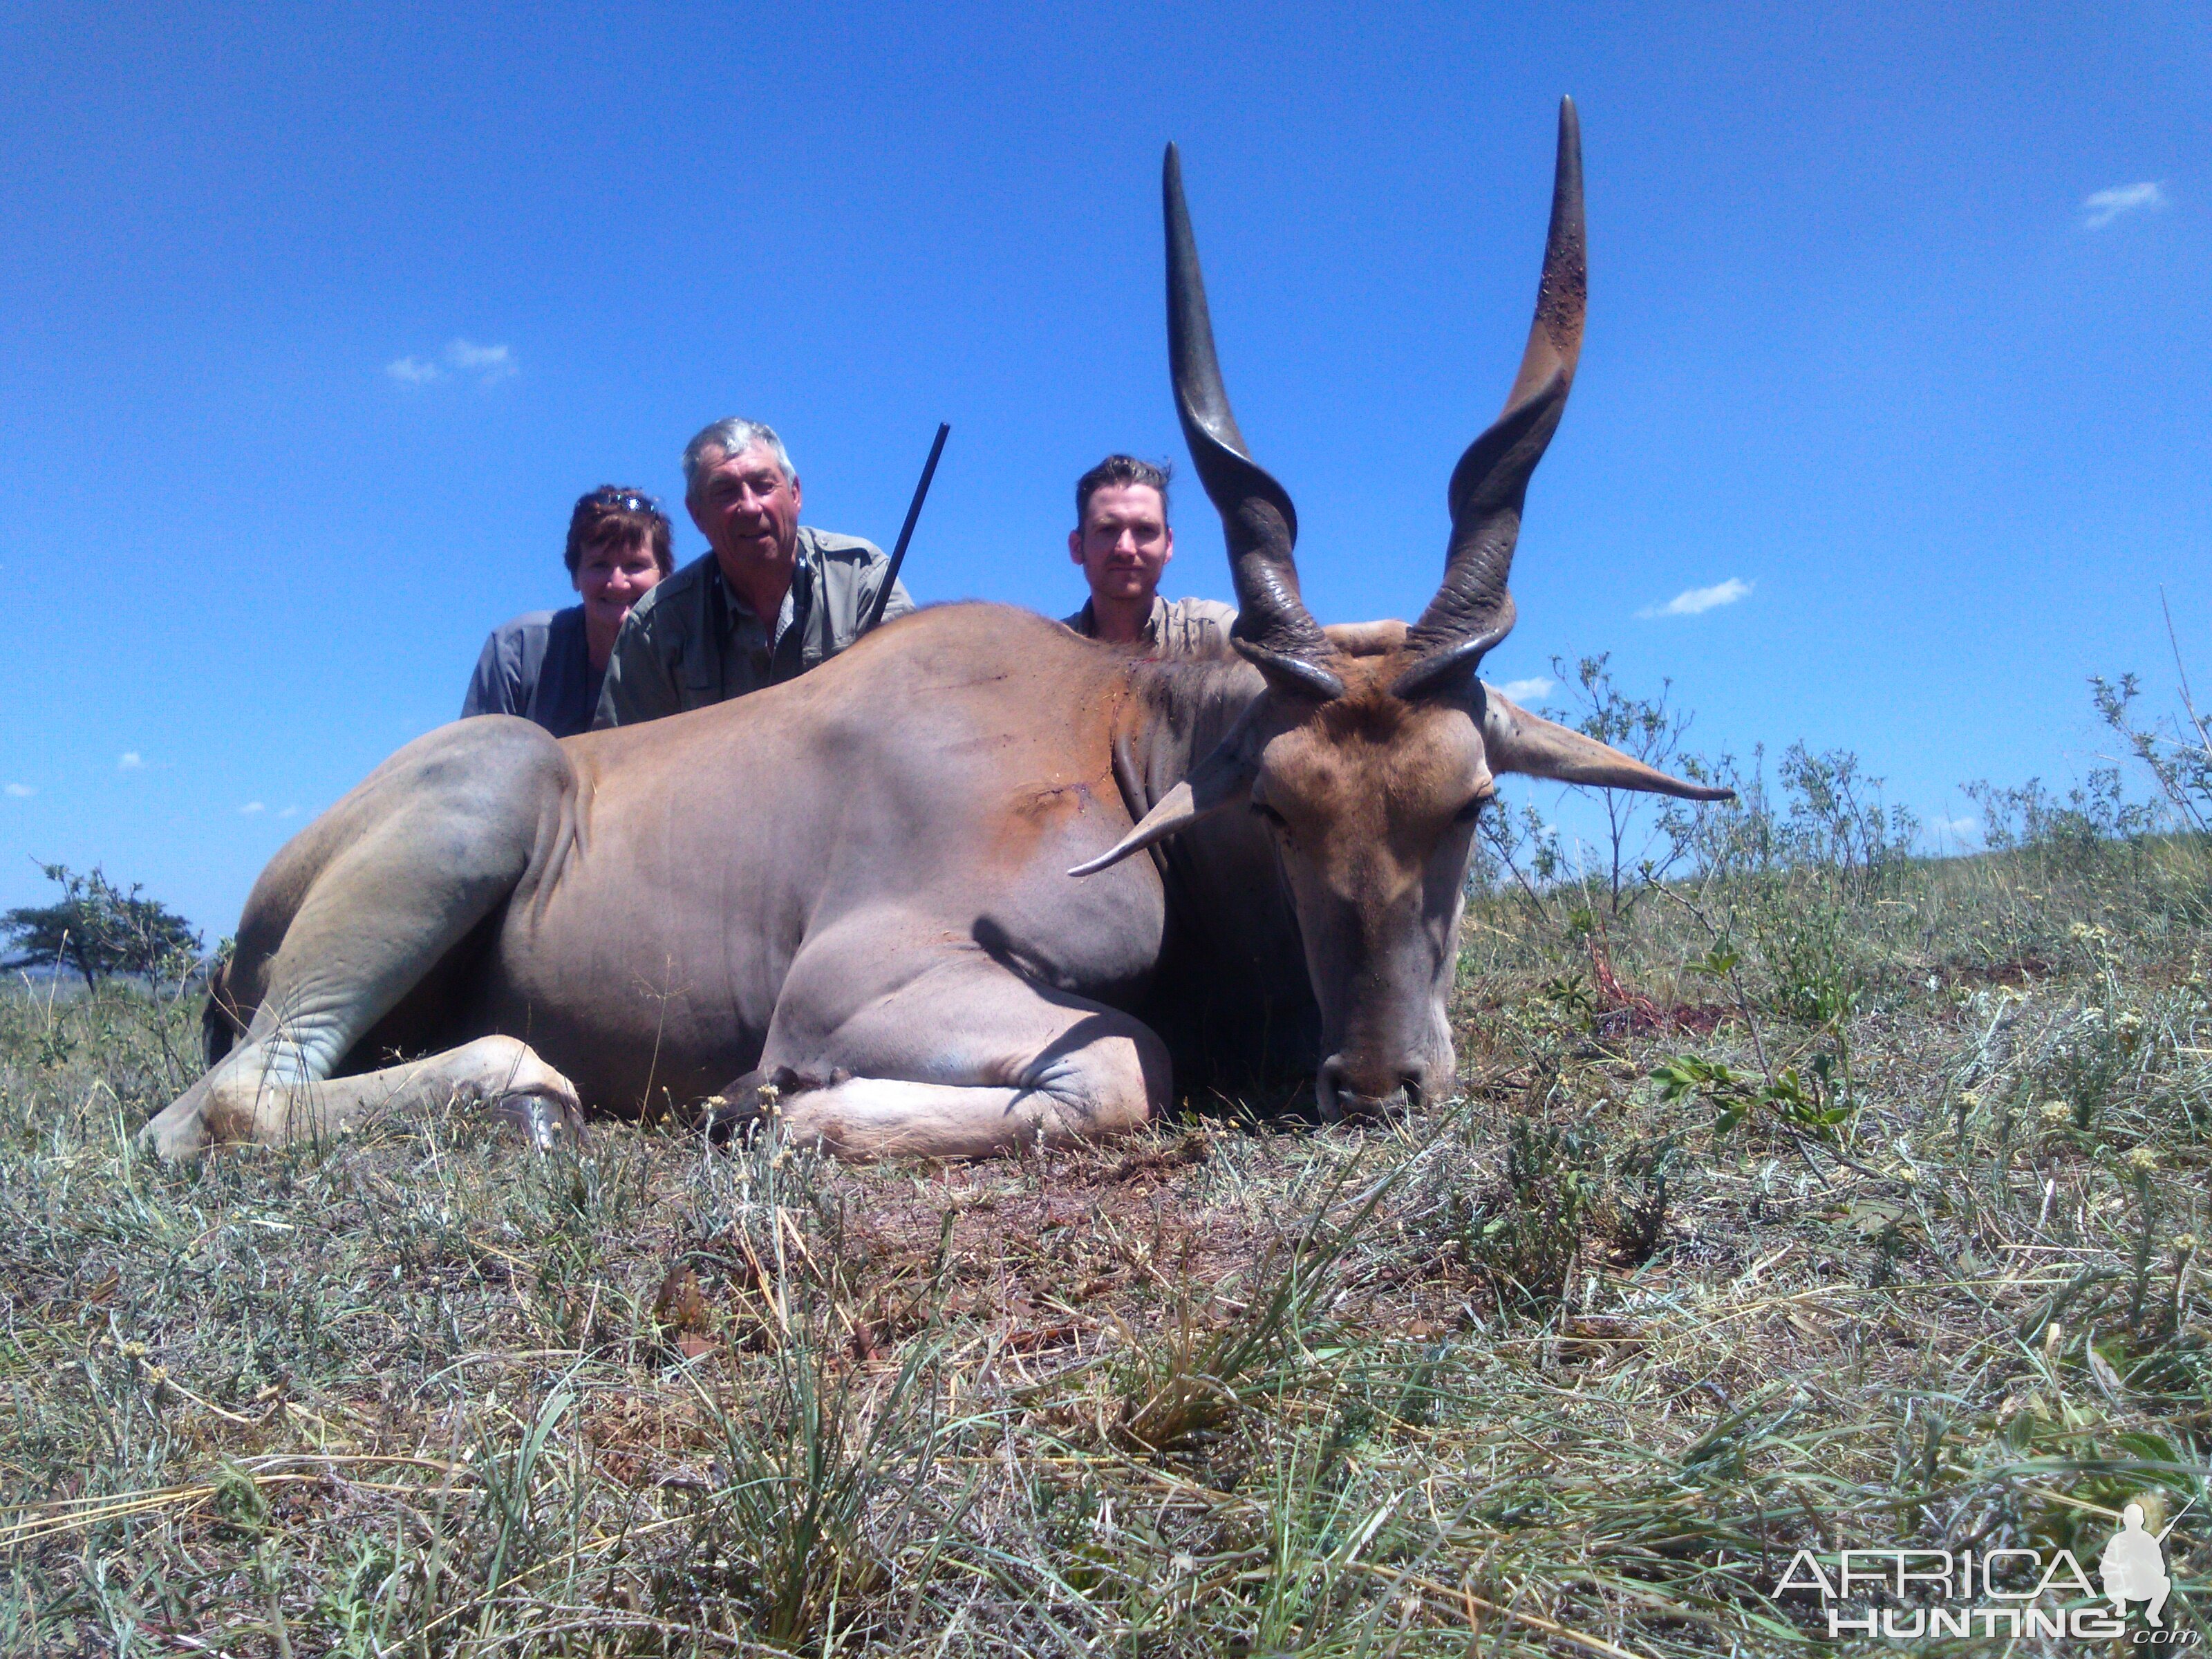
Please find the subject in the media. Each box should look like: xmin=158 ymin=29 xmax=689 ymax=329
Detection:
xmin=583 ymin=487 xmax=661 ymax=516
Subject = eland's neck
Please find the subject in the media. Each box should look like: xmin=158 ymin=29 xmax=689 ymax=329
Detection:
xmin=1121 ymin=655 xmax=1266 ymax=814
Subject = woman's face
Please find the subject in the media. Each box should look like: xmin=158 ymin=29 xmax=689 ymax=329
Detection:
xmin=574 ymin=538 xmax=664 ymax=630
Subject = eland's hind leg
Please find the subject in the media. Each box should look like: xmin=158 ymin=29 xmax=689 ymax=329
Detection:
xmin=142 ymin=718 xmax=582 ymax=1159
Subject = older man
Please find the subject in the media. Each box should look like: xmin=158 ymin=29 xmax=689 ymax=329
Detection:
xmin=1060 ymin=454 xmax=1235 ymax=656
xmin=593 ymin=418 xmax=915 ymax=727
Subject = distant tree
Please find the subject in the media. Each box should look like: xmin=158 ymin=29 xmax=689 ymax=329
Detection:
xmin=1 ymin=863 xmax=204 ymax=991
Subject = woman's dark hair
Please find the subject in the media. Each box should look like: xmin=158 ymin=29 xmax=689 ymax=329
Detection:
xmin=565 ymin=486 xmax=675 ymax=578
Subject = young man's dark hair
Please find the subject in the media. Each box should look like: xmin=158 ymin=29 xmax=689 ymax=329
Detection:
xmin=1074 ymin=454 xmax=1172 ymax=525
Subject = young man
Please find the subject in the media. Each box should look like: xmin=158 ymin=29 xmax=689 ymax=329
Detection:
xmin=593 ymin=418 xmax=915 ymax=727
xmin=1060 ymin=455 xmax=1235 ymax=656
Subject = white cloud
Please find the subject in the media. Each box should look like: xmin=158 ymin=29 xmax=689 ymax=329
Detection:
xmin=445 ymin=339 xmax=516 ymax=384
xmin=4 ymin=782 xmax=33 ymax=798
xmin=1494 ymin=677 xmax=1553 ymax=704
xmin=278 ymin=805 xmax=299 ymax=818
xmin=386 ymin=339 xmax=518 ymax=388
xmin=118 ymin=751 xmax=143 ymax=771
xmin=1930 ymin=815 xmax=1980 ymax=838
xmin=1640 ymin=577 xmax=1753 ymax=619
xmin=239 ymin=800 xmax=265 ymax=815
xmin=2081 ymin=181 xmax=2166 ymax=229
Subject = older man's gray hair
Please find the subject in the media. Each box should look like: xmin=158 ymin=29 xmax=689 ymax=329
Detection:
xmin=682 ymin=418 xmax=796 ymax=497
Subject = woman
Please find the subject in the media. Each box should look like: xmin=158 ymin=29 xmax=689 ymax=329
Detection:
xmin=461 ymin=486 xmax=673 ymax=738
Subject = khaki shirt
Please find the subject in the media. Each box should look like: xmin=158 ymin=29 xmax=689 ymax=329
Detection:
xmin=1058 ymin=594 xmax=1238 ymax=658
xmin=593 ymin=528 xmax=914 ymax=727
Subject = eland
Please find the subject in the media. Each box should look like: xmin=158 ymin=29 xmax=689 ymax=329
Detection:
xmin=145 ymin=100 xmax=1729 ymax=1161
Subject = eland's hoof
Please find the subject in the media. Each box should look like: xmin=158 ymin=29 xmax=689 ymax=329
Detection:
xmin=493 ymin=1089 xmax=587 ymax=1151
xmin=693 ymin=1066 xmax=809 ymax=1143
xmin=140 ymin=1075 xmax=221 ymax=1161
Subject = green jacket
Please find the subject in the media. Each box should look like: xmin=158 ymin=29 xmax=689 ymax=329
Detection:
xmin=592 ymin=528 xmax=914 ymax=728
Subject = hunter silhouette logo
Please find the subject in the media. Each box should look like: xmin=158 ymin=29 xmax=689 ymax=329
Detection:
xmin=2102 ymin=1503 xmax=2175 ymax=1626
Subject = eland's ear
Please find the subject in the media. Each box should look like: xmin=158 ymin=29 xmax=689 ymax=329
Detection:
xmin=1069 ymin=705 xmax=1265 ymax=877
xmin=1481 ymin=686 xmax=1734 ymax=800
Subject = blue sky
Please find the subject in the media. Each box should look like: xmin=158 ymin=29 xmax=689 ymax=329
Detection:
xmin=2 ymin=3 xmax=2206 ymax=935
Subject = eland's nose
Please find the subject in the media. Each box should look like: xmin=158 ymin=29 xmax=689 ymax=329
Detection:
xmin=1317 ymin=1056 xmax=1426 ymax=1123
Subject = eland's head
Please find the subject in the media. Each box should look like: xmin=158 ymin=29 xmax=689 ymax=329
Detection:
xmin=1074 ymin=100 xmax=1732 ymax=1121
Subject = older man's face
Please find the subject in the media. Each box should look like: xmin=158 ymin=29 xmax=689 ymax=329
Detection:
xmin=688 ymin=443 xmax=803 ymax=573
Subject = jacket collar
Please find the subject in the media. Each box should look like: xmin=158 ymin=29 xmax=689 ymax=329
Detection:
xmin=708 ymin=536 xmax=814 ymax=644
xmin=1072 ymin=593 xmax=1166 ymax=643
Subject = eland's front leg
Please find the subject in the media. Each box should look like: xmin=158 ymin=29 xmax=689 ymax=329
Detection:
xmin=740 ymin=936 xmax=1170 ymax=1159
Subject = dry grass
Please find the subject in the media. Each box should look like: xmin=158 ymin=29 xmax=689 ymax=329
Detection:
xmin=3 ymin=837 xmax=2209 ymax=1655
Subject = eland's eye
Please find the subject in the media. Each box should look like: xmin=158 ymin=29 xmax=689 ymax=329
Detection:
xmin=1452 ymin=793 xmax=1493 ymax=825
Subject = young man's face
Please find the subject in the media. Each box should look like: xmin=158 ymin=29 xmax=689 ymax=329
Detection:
xmin=1069 ymin=482 xmax=1174 ymax=604
xmin=688 ymin=443 xmax=803 ymax=572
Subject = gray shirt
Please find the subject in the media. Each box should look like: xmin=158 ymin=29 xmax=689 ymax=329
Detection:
xmin=1059 ymin=594 xmax=1239 ymax=658
xmin=593 ymin=528 xmax=914 ymax=727
xmin=461 ymin=606 xmax=601 ymax=739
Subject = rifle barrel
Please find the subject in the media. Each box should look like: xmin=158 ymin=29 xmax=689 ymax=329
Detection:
xmin=863 ymin=422 xmax=951 ymax=632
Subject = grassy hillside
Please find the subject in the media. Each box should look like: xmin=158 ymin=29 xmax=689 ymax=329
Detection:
xmin=2 ymin=834 xmax=2207 ymax=1654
